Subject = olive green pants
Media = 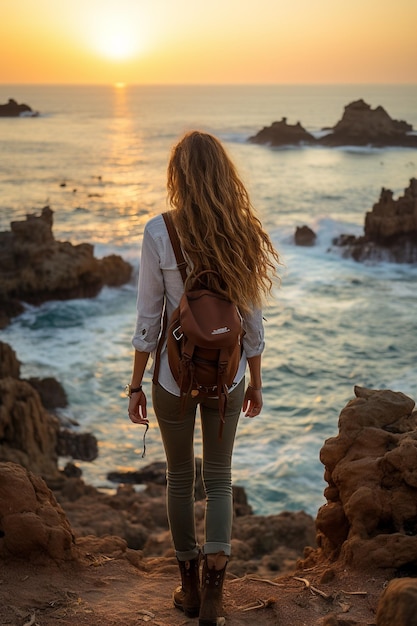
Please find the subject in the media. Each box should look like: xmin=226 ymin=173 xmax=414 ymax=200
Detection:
xmin=152 ymin=379 xmax=244 ymax=561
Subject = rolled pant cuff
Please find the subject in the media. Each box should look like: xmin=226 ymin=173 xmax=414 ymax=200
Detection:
xmin=176 ymin=546 xmax=200 ymax=561
xmin=203 ymin=542 xmax=231 ymax=556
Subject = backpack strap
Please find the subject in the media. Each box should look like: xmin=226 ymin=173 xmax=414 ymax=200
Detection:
xmin=162 ymin=212 xmax=188 ymax=283
xmin=152 ymin=212 xmax=188 ymax=385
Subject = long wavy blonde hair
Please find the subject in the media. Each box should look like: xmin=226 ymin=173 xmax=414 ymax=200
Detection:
xmin=167 ymin=131 xmax=281 ymax=313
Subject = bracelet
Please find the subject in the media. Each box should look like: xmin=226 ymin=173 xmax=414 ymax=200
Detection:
xmin=248 ymin=384 xmax=262 ymax=391
xmin=125 ymin=383 xmax=143 ymax=397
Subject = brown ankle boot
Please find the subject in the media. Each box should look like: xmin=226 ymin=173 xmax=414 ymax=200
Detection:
xmin=173 ymin=556 xmax=201 ymax=617
xmin=199 ymin=553 xmax=228 ymax=626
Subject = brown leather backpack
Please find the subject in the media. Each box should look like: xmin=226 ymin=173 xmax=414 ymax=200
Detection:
xmin=153 ymin=212 xmax=244 ymax=437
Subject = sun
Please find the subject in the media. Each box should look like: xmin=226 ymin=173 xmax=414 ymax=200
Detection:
xmin=88 ymin=10 xmax=149 ymax=61
xmin=98 ymin=31 xmax=138 ymax=60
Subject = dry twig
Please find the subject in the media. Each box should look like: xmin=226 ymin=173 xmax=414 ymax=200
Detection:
xmin=138 ymin=608 xmax=156 ymax=618
xmin=293 ymin=576 xmax=332 ymax=601
xmin=238 ymin=597 xmax=276 ymax=611
xmin=229 ymin=574 xmax=284 ymax=587
xmin=23 ymin=614 xmax=37 ymax=626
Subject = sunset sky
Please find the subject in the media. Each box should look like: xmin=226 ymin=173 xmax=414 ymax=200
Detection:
xmin=2 ymin=0 xmax=416 ymax=85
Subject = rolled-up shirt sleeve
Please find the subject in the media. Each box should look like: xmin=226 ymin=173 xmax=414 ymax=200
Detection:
xmin=132 ymin=226 xmax=165 ymax=353
xmin=242 ymin=307 xmax=265 ymax=358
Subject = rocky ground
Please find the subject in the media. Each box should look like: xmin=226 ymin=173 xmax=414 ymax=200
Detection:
xmin=1 ymin=380 xmax=417 ymax=625
xmin=0 ymin=548 xmax=388 ymax=626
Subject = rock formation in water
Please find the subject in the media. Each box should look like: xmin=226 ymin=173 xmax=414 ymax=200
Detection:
xmin=294 ymin=225 xmax=317 ymax=246
xmin=249 ymin=99 xmax=417 ymax=148
xmin=0 ymin=98 xmax=38 ymax=117
xmin=248 ymin=117 xmax=316 ymax=146
xmin=320 ymin=99 xmax=416 ymax=147
xmin=332 ymin=178 xmax=417 ymax=263
xmin=0 ymin=206 xmax=133 ymax=328
xmin=303 ymin=385 xmax=417 ymax=571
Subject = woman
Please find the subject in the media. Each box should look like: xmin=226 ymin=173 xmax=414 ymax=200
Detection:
xmin=128 ymin=131 xmax=280 ymax=625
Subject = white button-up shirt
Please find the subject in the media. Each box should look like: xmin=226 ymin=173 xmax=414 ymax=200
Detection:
xmin=132 ymin=214 xmax=265 ymax=396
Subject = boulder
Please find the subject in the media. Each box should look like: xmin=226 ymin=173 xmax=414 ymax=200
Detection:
xmin=0 ymin=206 xmax=133 ymax=327
xmin=0 ymin=377 xmax=61 ymax=480
xmin=56 ymin=429 xmax=98 ymax=462
xmin=0 ymin=462 xmax=75 ymax=561
xmin=26 ymin=376 xmax=68 ymax=409
xmin=248 ymin=117 xmax=316 ymax=146
xmin=0 ymin=98 xmax=38 ymax=117
xmin=306 ymin=386 xmax=417 ymax=570
xmin=332 ymin=178 xmax=417 ymax=263
xmin=376 ymin=578 xmax=417 ymax=626
xmin=0 ymin=341 xmax=21 ymax=378
xmin=232 ymin=510 xmax=316 ymax=558
xmin=107 ymin=461 xmax=169 ymax=486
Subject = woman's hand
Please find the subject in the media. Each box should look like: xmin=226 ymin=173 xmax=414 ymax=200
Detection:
xmin=128 ymin=351 xmax=150 ymax=425
xmin=243 ymin=385 xmax=263 ymax=418
xmin=128 ymin=390 xmax=149 ymax=425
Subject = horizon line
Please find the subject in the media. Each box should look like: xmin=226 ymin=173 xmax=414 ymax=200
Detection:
xmin=1 ymin=81 xmax=417 ymax=88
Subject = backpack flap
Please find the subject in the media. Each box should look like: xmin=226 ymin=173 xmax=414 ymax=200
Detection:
xmin=167 ymin=287 xmax=243 ymax=395
xmin=181 ymin=288 xmax=242 ymax=350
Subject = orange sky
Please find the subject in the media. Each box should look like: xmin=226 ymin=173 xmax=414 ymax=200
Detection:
xmin=2 ymin=0 xmax=416 ymax=85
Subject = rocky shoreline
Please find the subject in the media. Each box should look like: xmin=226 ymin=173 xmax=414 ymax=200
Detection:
xmin=1 ymin=336 xmax=417 ymax=624
xmin=2 ymin=327 xmax=417 ymax=623
xmin=2 ymin=204 xmax=417 ymax=623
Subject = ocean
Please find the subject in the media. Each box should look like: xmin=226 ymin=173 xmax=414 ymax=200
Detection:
xmin=1 ymin=84 xmax=417 ymax=517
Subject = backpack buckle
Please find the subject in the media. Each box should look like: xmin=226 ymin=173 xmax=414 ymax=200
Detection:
xmin=172 ymin=326 xmax=183 ymax=341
